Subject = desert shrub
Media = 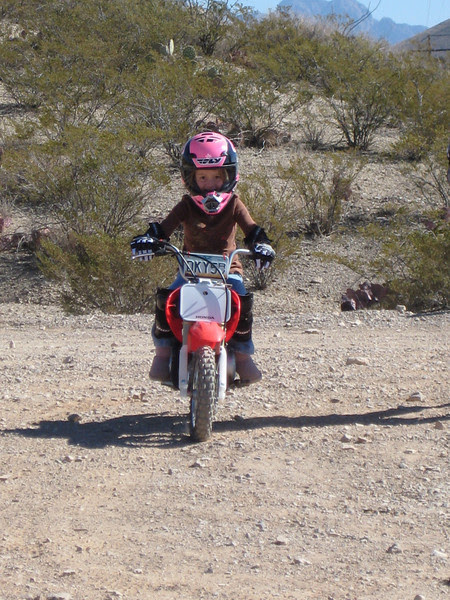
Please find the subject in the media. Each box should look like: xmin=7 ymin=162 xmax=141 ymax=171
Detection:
xmin=38 ymin=232 xmax=174 ymax=314
xmin=0 ymin=2 xmax=149 ymax=117
xmin=392 ymin=132 xmax=431 ymax=163
xmin=237 ymin=172 xmax=304 ymax=289
xmin=277 ymin=153 xmax=362 ymax=236
xmin=407 ymin=142 xmax=450 ymax=209
xmin=325 ymin=149 xmax=449 ymax=312
xmin=180 ymin=0 xmax=250 ymax=57
xmin=0 ymin=119 xmax=173 ymax=314
xmin=125 ymin=57 xmax=217 ymax=163
xmin=392 ymin=54 xmax=449 ymax=161
xmin=215 ymin=68 xmax=297 ymax=148
xmin=0 ymin=0 xmax=186 ymax=135
xmin=298 ymin=104 xmax=331 ymax=150
xmin=242 ymin=8 xmax=326 ymax=86
xmin=300 ymin=119 xmax=327 ymax=150
xmin=0 ymin=125 xmax=161 ymax=235
xmin=237 ymin=152 xmax=360 ymax=288
xmin=315 ymin=33 xmax=404 ymax=150
xmin=363 ymin=209 xmax=449 ymax=311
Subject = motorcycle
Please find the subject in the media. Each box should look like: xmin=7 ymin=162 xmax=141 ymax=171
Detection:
xmin=133 ymin=239 xmax=253 ymax=442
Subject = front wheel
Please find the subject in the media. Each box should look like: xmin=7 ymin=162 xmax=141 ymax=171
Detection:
xmin=189 ymin=345 xmax=218 ymax=442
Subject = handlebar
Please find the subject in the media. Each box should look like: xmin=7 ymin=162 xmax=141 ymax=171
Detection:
xmin=229 ymin=247 xmax=252 ymax=263
xmin=132 ymin=238 xmax=252 ymax=284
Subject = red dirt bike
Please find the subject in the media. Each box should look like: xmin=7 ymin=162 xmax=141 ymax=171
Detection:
xmin=135 ymin=240 xmax=252 ymax=442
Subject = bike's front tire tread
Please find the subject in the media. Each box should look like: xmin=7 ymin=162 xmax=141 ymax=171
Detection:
xmin=190 ymin=346 xmax=217 ymax=442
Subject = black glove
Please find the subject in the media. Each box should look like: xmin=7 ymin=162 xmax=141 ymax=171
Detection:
xmin=145 ymin=222 xmax=167 ymax=240
xmin=131 ymin=222 xmax=168 ymax=261
xmin=244 ymin=225 xmax=271 ymax=247
xmin=244 ymin=225 xmax=274 ymax=270
xmin=131 ymin=235 xmax=166 ymax=261
xmin=252 ymin=243 xmax=275 ymax=270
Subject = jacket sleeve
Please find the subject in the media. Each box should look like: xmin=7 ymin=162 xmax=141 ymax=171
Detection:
xmin=234 ymin=197 xmax=257 ymax=238
xmin=159 ymin=196 xmax=190 ymax=238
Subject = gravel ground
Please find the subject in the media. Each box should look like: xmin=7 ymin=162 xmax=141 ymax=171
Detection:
xmin=0 ymin=137 xmax=449 ymax=600
xmin=0 ymin=298 xmax=448 ymax=600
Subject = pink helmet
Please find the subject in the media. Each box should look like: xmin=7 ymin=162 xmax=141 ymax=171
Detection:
xmin=181 ymin=131 xmax=239 ymax=214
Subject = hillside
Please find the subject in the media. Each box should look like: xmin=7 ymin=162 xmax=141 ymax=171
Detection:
xmin=394 ymin=18 xmax=450 ymax=57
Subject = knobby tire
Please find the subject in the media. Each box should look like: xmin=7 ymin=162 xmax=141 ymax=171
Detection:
xmin=190 ymin=345 xmax=218 ymax=442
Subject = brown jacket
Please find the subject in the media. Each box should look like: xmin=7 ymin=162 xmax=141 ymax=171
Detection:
xmin=160 ymin=194 xmax=257 ymax=274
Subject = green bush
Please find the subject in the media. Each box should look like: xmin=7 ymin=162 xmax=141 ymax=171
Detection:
xmin=407 ymin=141 xmax=450 ymax=209
xmin=325 ymin=150 xmax=449 ymax=312
xmin=392 ymin=55 xmax=449 ymax=161
xmin=181 ymin=0 xmax=249 ymax=57
xmin=0 ymin=125 xmax=160 ymax=235
xmin=277 ymin=152 xmax=362 ymax=236
xmin=0 ymin=0 xmax=187 ymax=137
xmin=38 ymin=232 xmax=174 ymax=314
xmin=238 ymin=152 xmax=360 ymax=288
xmin=215 ymin=68 xmax=297 ymax=148
xmin=124 ymin=57 xmax=217 ymax=163
xmin=238 ymin=172 xmax=304 ymax=289
xmin=0 ymin=2 xmax=146 ymax=118
xmin=364 ymin=210 xmax=449 ymax=311
xmin=299 ymin=107 xmax=329 ymax=150
xmin=315 ymin=33 xmax=404 ymax=150
xmin=242 ymin=8 xmax=325 ymax=85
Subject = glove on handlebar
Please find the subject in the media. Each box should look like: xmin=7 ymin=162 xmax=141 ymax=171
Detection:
xmin=244 ymin=225 xmax=271 ymax=247
xmin=130 ymin=235 xmax=166 ymax=261
xmin=244 ymin=225 xmax=274 ymax=270
xmin=252 ymin=243 xmax=275 ymax=270
xmin=145 ymin=221 xmax=168 ymax=240
xmin=131 ymin=222 xmax=168 ymax=261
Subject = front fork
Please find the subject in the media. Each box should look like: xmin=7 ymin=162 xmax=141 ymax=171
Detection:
xmin=178 ymin=322 xmax=190 ymax=396
xmin=178 ymin=321 xmax=228 ymax=400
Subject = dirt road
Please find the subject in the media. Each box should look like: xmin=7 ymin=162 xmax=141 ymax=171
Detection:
xmin=1 ymin=302 xmax=448 ymax=600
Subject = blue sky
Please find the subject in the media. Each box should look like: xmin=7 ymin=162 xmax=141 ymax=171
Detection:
xmin=242 ymin=0 xmax=449 ymax=28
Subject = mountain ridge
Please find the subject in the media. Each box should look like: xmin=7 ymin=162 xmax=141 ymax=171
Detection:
xmin=394 ymin=18 xmax=450 ymax=55
xmin=276 ymin=0 xmax=427 ymax=44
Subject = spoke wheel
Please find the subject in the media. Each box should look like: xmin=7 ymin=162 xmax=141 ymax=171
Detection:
xmin=189 ymin=346 xmax=218 ymax=442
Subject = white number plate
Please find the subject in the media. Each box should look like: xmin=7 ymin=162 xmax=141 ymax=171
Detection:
xmin=181 ymin=253 xmax=228 ymax=278
xmin=180 ymin=282 xmax=231 ymax=322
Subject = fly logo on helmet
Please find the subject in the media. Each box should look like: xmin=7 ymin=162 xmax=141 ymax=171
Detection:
xmin=196 ymin=157 xmax=223 ymax=165
xmin=181 ymin=131 xmax=239 ymax=215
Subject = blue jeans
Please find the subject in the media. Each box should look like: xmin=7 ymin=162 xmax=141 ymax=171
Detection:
xmin=152 ymin=273 xmax=254 ymax=354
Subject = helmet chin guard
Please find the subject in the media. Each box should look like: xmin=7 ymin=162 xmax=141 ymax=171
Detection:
xmin=191 ymin=191 xmax=233 ymax=214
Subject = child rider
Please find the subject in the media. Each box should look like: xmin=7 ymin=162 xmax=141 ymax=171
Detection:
xmin=131 ymin=131 xmax=275 ymax=384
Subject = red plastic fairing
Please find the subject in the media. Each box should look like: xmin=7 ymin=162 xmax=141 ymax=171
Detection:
xmin=166 ymin=288 xmax=183 ymax=342
xmin=225 ymin=290 xmax=240 ymax=342
xmin=188 ymin=321 xmax=225 ymax=353
xmin=165 ymin=287 xmax=241 ymax=344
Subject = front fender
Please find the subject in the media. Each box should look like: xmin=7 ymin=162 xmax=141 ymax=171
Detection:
xmin=188 ymin=321 xmax=225 ymax=353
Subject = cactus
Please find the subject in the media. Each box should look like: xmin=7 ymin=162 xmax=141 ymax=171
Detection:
xmin=182 ymin=45 xmax=196 ymax=61
xmin=206 ymin=66 xmax=220 ymax=79
xmin=166 ymin=39 xmax=174 ymax=56
xmin=156 ymin=39 xmax=174 ymax=57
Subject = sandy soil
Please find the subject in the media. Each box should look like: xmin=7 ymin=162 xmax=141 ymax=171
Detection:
xmin=0 ymin=96 xmax=449 ymax=599
xmin=0 ymin=299 xmax=448 ymax=600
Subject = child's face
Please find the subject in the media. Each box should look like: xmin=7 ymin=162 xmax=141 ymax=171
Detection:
xmin=195 ymin=168 xmax=225 ymax=193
